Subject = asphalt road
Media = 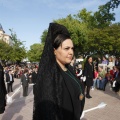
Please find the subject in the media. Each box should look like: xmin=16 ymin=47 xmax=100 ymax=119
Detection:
xmin=0 ymin=79 xmax=120 ymax=120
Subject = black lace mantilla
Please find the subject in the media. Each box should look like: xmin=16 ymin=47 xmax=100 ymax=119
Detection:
xmin=33 ymin=23 xmax=70 ymax=120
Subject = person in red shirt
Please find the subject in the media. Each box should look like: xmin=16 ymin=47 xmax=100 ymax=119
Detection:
xmin=92 ymin=67 xmax=98 ymax=90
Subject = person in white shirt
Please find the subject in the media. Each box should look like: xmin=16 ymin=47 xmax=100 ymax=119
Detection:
xmin=6 ymin=70 xmax=14 ymax=93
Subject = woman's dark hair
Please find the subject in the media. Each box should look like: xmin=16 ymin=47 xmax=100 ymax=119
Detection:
xmin=103 ymin=56 xmax=107 ymax=59
xmin=53 ymin=34 xmax=71 ymax=49
xmin=86 ymin=56 xmax=92 ymax=63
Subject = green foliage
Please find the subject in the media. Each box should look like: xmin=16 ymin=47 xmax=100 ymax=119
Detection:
xmin=9 ymin=29 xmax=27 ymax=62
xmin=27 ymin=43 xmax=44 ymax=62
xmin=74 ymin=8 xmax=92 ymax=22
xmin=74 ymin=8 xmax=95 ymax=29
xmin=88 ymin=23 xmax=120 ymax=56
xmin=105 ymin=0 xmax=120 ymax=11
xmin=92 ymin=0 xmax=120 ymax=29
xmin=41 ymin=30 xmax=48 ymax=44
xmin=39 ymin=0 xmax=120 ymax=58
xmin=93 ymin=5 xmax=115 ymax=29
xmin=0 ymin=40 xmax=11 ymax=61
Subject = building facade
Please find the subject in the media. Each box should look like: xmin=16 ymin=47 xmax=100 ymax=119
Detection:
xmin=0 ymin=24 xmax=13 ymax=45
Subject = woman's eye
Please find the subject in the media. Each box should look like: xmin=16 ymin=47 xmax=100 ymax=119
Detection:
xmin=72 ymin=47 xmax=74 ymax=50
xmin=65 ymin=48 xmax=69 ymax=50
xmin=64 ymin=47 xmax=74 ymax=51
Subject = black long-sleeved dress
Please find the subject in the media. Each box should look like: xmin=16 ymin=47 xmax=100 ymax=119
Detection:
xmin=83 ymin=62 xmax=94 ymax=86
xmin=61 ymin=67 xmax=85 ymax=120
xmin=33 ymin=65 xmax=85 ymax=120
xmin=0 ymin=64 xmax=7 ymax=114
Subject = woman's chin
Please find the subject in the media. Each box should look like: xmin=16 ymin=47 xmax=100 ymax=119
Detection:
xmin=66 ymin=61 xmax=72 ymax=64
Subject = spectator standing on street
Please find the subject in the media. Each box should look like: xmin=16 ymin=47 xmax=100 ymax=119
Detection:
xmin=0 ymin=63 xmax=7 ymax=114
xmin=115 ymin=57 xmax=120 ymax=67
xmin=28 ymin=69 xmax=33 ymax=84
xmin=96 ymin=57 xmax=102 ymax=67
xmin=32 ymin=68 xmax=38 ymax=95
xmin=83 ymin=56 xmax=94 ymax=98
xmin=21 ymin=69 xmax=29 ymax=97
xmin=112 ymin=66 xmax=120 ymax=92
xmin=114 ymin=66 xmax=120 ymax=79
xmin=6 ymin=70 xmax=14 ymax=93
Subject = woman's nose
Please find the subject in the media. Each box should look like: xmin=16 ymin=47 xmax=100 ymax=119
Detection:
xmin=69 ymin=48 xmax=73 ymax=54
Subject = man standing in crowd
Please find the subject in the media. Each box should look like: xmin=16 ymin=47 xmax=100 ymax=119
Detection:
xmin=32 ymin=67 xmax=38 ymax=94
xmin=21 ymin=69 xmax=29 ymax=97
xmin=6 ymin=70 xmax=14 ymax=93
xmin=0 ymin=63 xmax=7 ymax=114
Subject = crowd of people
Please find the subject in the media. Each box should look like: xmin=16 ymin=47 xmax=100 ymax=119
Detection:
xmin=0 ymin=54 xmax=120 ymax=118
xmin=0 ymin=23 xmax=120 ymax=120
xmin=5 ymin=63 xmax=38 ymax=95
xmin=0 ymin=62 xmax=38 ymax=114
xmin=75 ymin=55 xmax=120 ymax=99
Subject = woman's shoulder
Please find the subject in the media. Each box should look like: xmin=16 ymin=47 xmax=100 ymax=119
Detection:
xmin=67 ymin=65 xmax=76 ymax=74
xmin=67 ymin=64 xmax=73 ymax=69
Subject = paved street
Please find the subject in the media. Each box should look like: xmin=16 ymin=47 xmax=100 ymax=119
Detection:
xmin=0 ymin=78 xmax=120 ymax=120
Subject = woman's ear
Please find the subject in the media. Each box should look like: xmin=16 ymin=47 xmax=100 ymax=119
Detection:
xmin=54 ymin=48 xmax=56 ymax=55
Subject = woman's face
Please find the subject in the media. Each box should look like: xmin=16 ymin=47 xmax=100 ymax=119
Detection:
xmin=88 ymin=57 xmax=92 ymax=63
xmin=109 ymin=57 xmax=112 ymax=62
xmin=54 ymin=39 xmax=74 ymax=66
xmin=103 ymin=57 xmax=106 ymax=60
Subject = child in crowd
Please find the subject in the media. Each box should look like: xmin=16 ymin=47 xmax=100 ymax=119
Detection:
xmin=76 ymin=64 xmax=83 ymax=82
xmin=92 ymin=67 xmax=98 ymax=90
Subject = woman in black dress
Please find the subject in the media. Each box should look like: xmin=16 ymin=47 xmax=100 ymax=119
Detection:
xmin=0 ymin=63 xmax=7 ymax=114
xmin=83 ymin=56 xmax=94 ymax=98
xmin=33 ymin=23 xmax=85 ymax=120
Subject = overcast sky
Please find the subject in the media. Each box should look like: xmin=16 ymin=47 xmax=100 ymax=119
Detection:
xmin=0 ymin=0 xmax=120 ymax=50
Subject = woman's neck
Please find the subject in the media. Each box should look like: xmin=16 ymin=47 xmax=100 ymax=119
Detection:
xmin=89 ymin=62 xmax=92 ymax=65
xmin=56 ymin=60 xmax=67 ymax=71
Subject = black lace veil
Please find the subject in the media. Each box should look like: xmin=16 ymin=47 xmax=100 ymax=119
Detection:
xmin=0 ymin=63 xmax=7 ymax=114
xmin=33 ymin=23 xmax=70 ymax=120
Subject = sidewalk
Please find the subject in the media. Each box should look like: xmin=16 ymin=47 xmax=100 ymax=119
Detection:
xmin=81 ymin=85 xmax=120 ymax=120
xmin=0 ymin=79 xmax=120 ymax=120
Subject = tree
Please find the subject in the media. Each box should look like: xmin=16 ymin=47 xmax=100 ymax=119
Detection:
xmin=40 ymin=0 xmax=120 ymax=57
xmin=74 ymin=2 xmax=119 ymax=29
xmin=27 ymin=43 xmax=44 ymax=62
xmin=0 ymin=40 xmax=12 ymax=64
xmin=41 ymin=30 xmax=48 ymax=44
xmin=9 ymin=29 xmax=26 ymax=63
xmin=88 ymin=23 xmax=120 ymax=56
xmin=93 ymin=5 xmax=115 ymax=29
xmin=105 ymin=0 xmax=120 ymax=11
xmin=92 ymin=0 xmax=120 ymax=29
xmin=74 ymin=8 xmax=95 ymax=29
